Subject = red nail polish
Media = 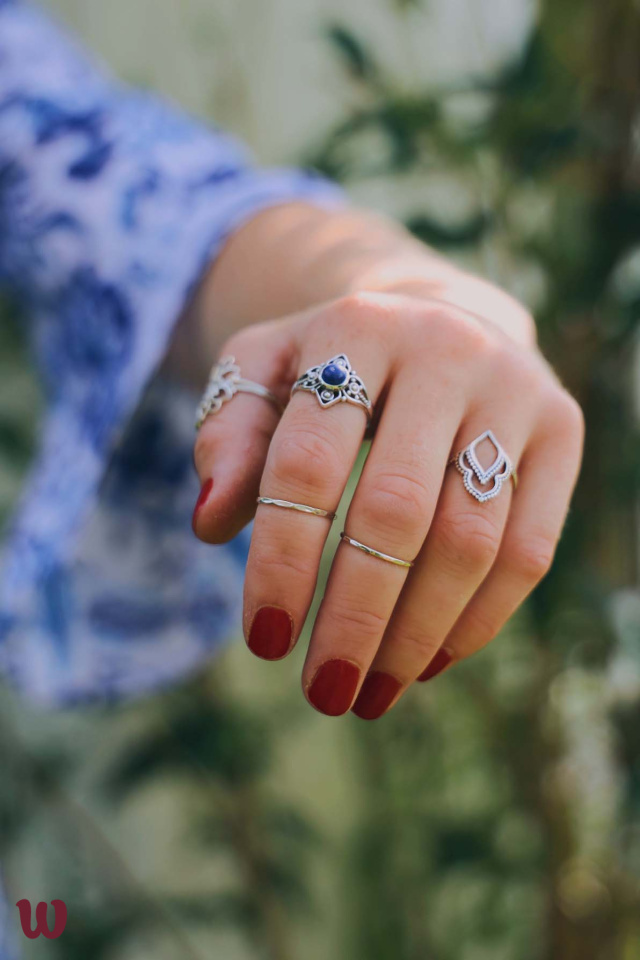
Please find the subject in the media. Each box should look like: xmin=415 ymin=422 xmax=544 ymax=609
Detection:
xmin=248 ymin=606 xmax=293 ymax=660
xmin=352 ymin=671 xmax=401 ymax=721
xmin=417 ymin=648 xmax=453 ymax=682
xmin=192 ymin=478 xmax=213 ymax=532
xmin=307 ymin=659 xmax=360 ymax=716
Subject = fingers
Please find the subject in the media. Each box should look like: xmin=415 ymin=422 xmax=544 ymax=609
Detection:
xmin=191 ymin=286 xmax=583 ymax=725
xmin=192 ymin=317 xmax=297 ymax=544
xmin=299 ymin=347 xmax=465 ymax=715
xmin=243 ymin=294 xmax=393 ymax=665
xmin=350 ymin=407 xmax=530 ymax=720
xmin=435 ymin=394 xmax=584 ymax=664
xmin=352 ymin=388 xmax=582 ymax=720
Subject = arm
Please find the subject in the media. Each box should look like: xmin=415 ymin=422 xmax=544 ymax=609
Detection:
xmin=0 ymin=1 xmax=342 ymax=645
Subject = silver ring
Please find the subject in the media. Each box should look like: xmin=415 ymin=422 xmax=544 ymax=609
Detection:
xmin=339 ymin=532 xmax=414 ymax=568
xmin=195 ymin=356 xmax=284 ymax=431
xmin=451 ymin=430 xmax=517 ymax=503
xmin=257 ymin=497 xmax=336 ymax=520
xmin=291 ymin=354 xmax=373 ymax=425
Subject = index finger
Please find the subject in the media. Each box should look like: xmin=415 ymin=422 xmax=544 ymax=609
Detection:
xmin=244 ymin=297 xmax=392 ymax=661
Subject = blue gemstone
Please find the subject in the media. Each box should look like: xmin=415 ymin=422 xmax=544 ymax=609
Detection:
xmin=320 ymin=362 xmax=348 ymax=387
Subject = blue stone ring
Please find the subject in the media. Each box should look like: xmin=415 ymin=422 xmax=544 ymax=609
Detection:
xmin=291 ymin=354 xmax=373 ymax=427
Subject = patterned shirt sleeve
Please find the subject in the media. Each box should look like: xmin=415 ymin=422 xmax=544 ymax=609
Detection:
xmin=0 ymin=0 xmax=346 ymax=704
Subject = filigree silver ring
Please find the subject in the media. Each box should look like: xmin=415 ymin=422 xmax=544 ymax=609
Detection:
xmin=195 ymin=356 xmax=284 ymax=430
xmin=291 ymin=354 xmax=373 ymax=427
xmin=450 ymin=430 xmax=517 ymax=503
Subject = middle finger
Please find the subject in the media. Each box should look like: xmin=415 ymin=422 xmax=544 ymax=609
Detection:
xmin=301 ymin=352 xmax=465 ymax=715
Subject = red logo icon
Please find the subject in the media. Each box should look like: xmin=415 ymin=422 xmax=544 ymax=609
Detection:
xmin=15 ymin=899 xmax=68 ymax=940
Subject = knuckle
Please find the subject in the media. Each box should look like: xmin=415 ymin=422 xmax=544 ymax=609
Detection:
xmin=456 ymin=604 xmax=499 ymax=649
xmin=333 ymin=291 xmax=389 ymax=325
xmin=221 ymin=330 xmax=246 ymax=356
xmin=435 ymin=509 xmax=502 ymax=572
xmin=426 ymin=305 xmax=494 ymax=361
xmin=395 ymin=620 xmax=442 ymax=664
xmin=221 ymin=323 xmax=269 ymax=360
xmin=250 ymin=537 xmax=316 ymax=585
xmin=324 ymin=597 xmax=389 ymax=643
xmin=508 ymin=531 xmax=556 ymax=583
xmin=320 ymin=292 xmax=394 ymax=341
xmin=556 ymin=390 xmax=585 ymax=441
xmin=268 ymin=421 xmax=343 ymax=498
xmin=498 ymin=345 xmax=541 ymax=393
xmin=360 ymin=470 xmax=431 ymax=539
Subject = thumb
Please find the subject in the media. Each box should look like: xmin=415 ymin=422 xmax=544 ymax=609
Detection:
xmin=191 ymin=315 xmax=300 ymax=544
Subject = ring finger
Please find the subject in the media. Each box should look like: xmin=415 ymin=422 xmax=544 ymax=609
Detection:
xmin=351 ymin=402 xmax=535 ymax=720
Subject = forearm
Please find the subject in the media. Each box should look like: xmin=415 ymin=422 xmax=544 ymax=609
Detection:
xmin=170 ymin=202 xmax=536 ymax=386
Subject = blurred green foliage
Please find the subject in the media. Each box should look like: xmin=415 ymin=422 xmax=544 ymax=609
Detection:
xmin=3 ymin=0 xmax=640 ymax=958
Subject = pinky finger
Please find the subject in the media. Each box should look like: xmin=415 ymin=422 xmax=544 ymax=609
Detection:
xmin=422 ymin=395 xmax=584 ymax=676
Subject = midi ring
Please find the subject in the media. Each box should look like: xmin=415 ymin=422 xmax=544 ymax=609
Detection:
xmin=195 ymin=356 xmax=284 ymax=431
xmin=339 ymin=532 xmax=414 ymax=568
xmin=291 ymin=354 xmax=373 ymax=427
xmin=450 ymin=429 xmax=517 ymax=503
xmin=257 ymin=497 xmax=336 ymax=520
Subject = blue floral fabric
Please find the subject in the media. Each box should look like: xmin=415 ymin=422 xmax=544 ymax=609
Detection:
xmin=0 ymin=0 xmax=345 ymax=704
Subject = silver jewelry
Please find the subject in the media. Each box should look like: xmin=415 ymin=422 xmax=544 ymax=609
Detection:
xmin=291 ymin=354 xmax=372 ymax=424
xmin=256 ymin=497 xmax=336 ymax=520
xmin=195 ymin=356 xmax=284 ymax=430
xmin=339 ymin=532 xmax=414 ymax=568
xmin=451 ymin=430 xmax=517 ymax=503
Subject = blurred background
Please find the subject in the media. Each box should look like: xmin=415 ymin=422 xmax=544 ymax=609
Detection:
xmin=2 ymin=0 xmax=640 ymax=957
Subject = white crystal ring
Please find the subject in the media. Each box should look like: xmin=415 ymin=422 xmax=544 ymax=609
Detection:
xmin=195 ymin=356 xmax=284 ymax=430
xmin=450 ymin=430 xmax=518 ymax=504
xmin=291 ymin=354 xmax=373 ymax=426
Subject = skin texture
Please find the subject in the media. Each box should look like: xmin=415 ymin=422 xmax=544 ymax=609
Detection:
xmin=183 ymin=202 xmax=584 ymax=720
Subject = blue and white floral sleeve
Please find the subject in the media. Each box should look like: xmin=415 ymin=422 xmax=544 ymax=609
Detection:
xmin=0 ymin=0 xmax=346 ymax=704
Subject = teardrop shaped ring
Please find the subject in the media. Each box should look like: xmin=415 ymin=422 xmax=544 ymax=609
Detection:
xmin=196 ymin=356 xmax=284 ymax=431
xmin=450 ymin=430 xmax=518 ymax=504
xmin=291 ymin=354 xmax=373 ymax=429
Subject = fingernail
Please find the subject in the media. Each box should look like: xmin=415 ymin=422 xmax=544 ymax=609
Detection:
xmin=417 ymin=648 xmax=453 ymax=682
xmin=192 ymin=478 xmax=213 ymax=532
xmin=307 ymin=659 xmax=360 ymax=716
xmin=352 ymin=671 xmax=402 ymax=721
xmin=248 ymin=606 xmax=293 ymax=660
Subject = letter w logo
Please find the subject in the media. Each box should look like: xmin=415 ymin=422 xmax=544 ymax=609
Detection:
xmin=15 ymin=899 xmax=67 ymax=939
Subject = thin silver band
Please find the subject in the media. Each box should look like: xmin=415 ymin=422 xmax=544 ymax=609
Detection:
xmin=257 ymin=497 xmax=337 ymax=520
xmin=339 ymin=532 xmax=414 ymax=568
xmin=236 ymin=380 xmax=283 ymax=406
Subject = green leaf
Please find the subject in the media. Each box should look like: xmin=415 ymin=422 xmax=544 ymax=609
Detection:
xmin=325 ymin=24 xmax=380 ymax=84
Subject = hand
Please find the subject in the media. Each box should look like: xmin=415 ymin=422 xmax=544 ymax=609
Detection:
xmin=192 ymin=289 xmax=584 ymax=719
